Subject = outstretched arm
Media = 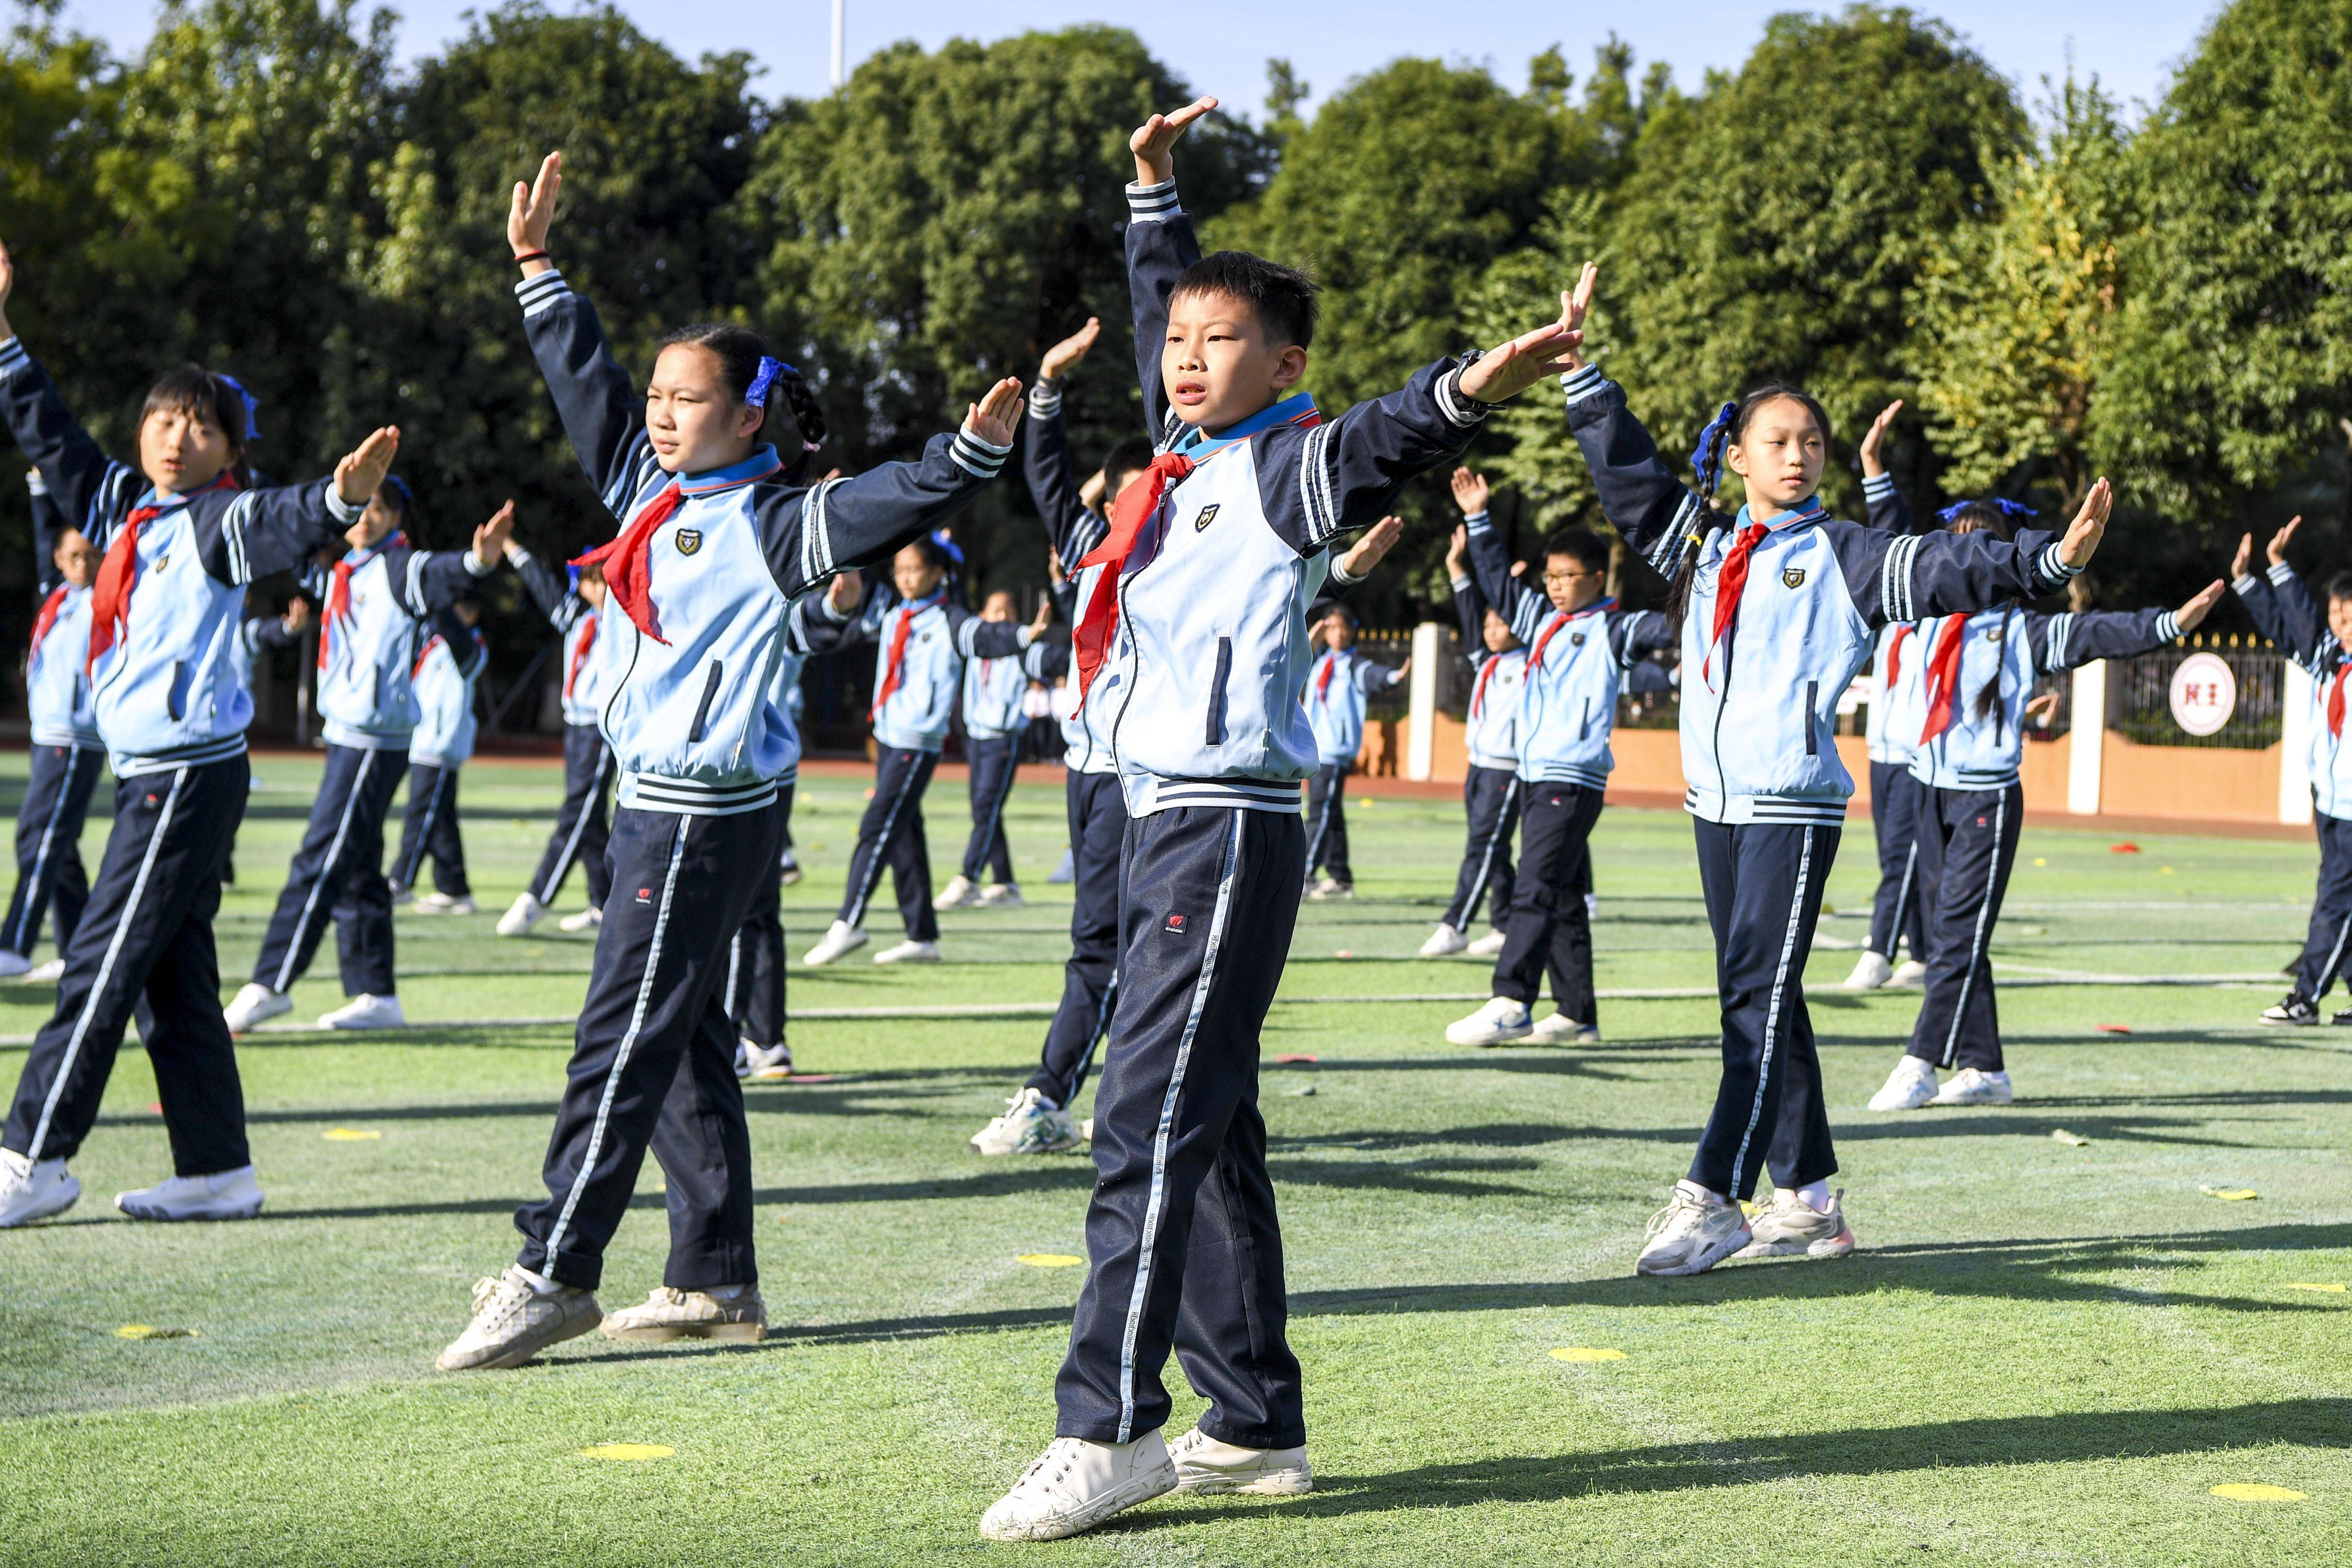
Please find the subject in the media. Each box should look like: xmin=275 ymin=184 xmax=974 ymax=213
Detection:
xmin=2030 ymin=581 xmax=2221 ymax=673
xmin=2232 ymin=517 xmax=2326 ymax=663
xmin=1869 ymin=480 xmax=2108 ymax=625
xmin=189 ymin=426 xmax=398 ymax=585
xmin=1457 ymin=472 xmax=1550 ymax=645
xmin=1124 ymin=100 xmax=1217 ymax=441
xmin=381 ymin=500 xmax=510 ymax=617
xmin=1610 ymin=607 xmax=1676 ymax=668
xmin=1858 ymin=401 xmax=1916 ymax=534
xmin=1025 ymin=323 xmax=1108 ymax=564
xmin=0 ymin=238 xmax=144 ymax=535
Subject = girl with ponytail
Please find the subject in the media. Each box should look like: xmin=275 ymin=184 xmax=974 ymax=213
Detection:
xmin=1547 ymin=262 xmax=2116 ymax=1280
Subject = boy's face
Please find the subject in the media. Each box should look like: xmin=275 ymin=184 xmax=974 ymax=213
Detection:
xmin=53 ymin=527 xmax=98 ymax=590
xmin=1321 ymin=613 xmax=1355 ymax=650
xmin=1723 ymin=395 xmax=1826 ymax=511
xmin=1482 ymin=607 xmax=1519 ymax=653
xmin=579 ymin=571 xmax=607 ymax=609
xmin=893 ymin=545 xmax=944 ymax=601
xmin=2330 ymin=595 xmax=2352 ymax=649
xmin=1543 ymin=552 xmax=1606 ymax=613
xmin=138 ymin=403 xmax=233 ymax=498
xmin=1163 ymin=288 xmax=1307 ymax=432
xmin=349 ymin=492 xmax=402 ymax=553
xmin=981 ymin=590 xmax=1015 ymax=623
xmin=1101 ymin=467 xmax=1146 ymax=518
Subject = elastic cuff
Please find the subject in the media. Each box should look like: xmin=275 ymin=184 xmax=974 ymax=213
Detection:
xmin=1559 ymin=364 xmax=1606 ymax=405
xmin=2155 ymin=610 xmax=2182 ymax=642
xmin=1015 ymin=625 xmax=1036 ymax=649
xmin=2270 ymin=561 xmax=2297 ymax=586
xmin=463 ymin=550 xmax=496 ymax=577
xmin=505 ymin=543 xmax=534 ymax=568
xmin=1330 ymin=555 xmax=1366 ymax=587
xmin=325 ymin=485 xmax=365 ymax=527
xmin=2232 ymin=573 xmax=2259 ymax=595
xmin=2034 ymin=541 xmax=2082 ymax=584
xmin=0 ymin=337 xmax=29 ymax=379
xmin=1861 ymin=473 xmax=1896 ymax=500
xmin=1449 ymin=574 xmax=1473 ymax=593
xmin=1464 ymin=509 xmax=1492 ymax=534
xmin=1434 ymin=364 xmax=1490 ymax=429
xmin=951 ymin=426 xmax=1012 ymax=478
xmin=25 ymin=467 xmax=45 ymax=495
xmin=813 ymin=590 xmax=852 ymax=625
xmin=1028 ymin=382 xmax=1063 ymax=419
xmin=1125 ymin=178 xmax=1180 ymax=223
xmin=515 ymin=270 xmax=568 ymax=318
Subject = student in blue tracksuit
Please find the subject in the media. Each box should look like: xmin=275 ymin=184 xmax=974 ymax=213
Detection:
xmin=390 ymin=598 xmax=488 ymax=915
xmin=1421 ymin=515 xmax=1526 ymax=960
xmin=1300 ymin=594 xmax=1407 ymax=898
xmin=0 ymin=482 xmax=104 ymax=980
xmin=1545 ymin=262 xmax=2114 ymax=1280
xmin=2228 ymin=515 xmax=2352 ymax=1027
xmin=435 ymin=152 xmax=1019 ymax=1369
xmin=938 ymin=588 xmax=1033 ymax=910
xmin=503 ymin=549 xmax=620 ymax=935
xmin=1444 ymin=487 xmax=1672 ymax=1049
xmin=223 ymin=484 xmax=511 ymax=1035
xmin=801 ymin=540 xmax=1043 ymax=967
xmin=981 ymin=99 xmax=1579 ymax=1543
xmin=0 ymin=231 xmax=403 ymax=1229
xmin=1867 ymin=502 xmax=2219 ymax=1111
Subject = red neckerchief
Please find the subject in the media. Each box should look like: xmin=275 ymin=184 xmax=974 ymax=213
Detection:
xmin=1529 ymin=596 xmax=1616 ymax=672
xmin=870 ymin=592 xmax=943 ymax=719
xmin=412 ymin=634 xmax=442 ymax=681
xmin=2331 ymin=663 xmax=2350 ymax=740
xmin=1313 ymin=651 xmax=1339 ymax=702
xmin=564 ymin=616 xmax=598 ymax=699
xmin=575 ymin=484 xmax=684 ymax=646
xmin=1885 ymin=622 xmax=1911 ymax=693
xmin=1471 ymin=657 xmax=1499 ymax=719
xmin=1919 ymin=614 xmax=1970 ymax=744
xmin=86 ymin=472 xmax=238 ymax=675
xmin=1073 ymin=450 xmax=1192 ymax=700
xmin=29 ymin=587 xmax=69 ymax=666
xmin=317 ymin=556 xmax=359 ymax=670
xmin=1701 ymin=522 xmax=1768 ymax=687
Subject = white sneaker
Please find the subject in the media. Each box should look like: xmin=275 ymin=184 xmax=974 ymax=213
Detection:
xmin=1465 ymin=928 xmax=1509 ymax=958
xmin=979 ymin=1431 xmax=1177 ymax=1542
xmin=558 ymin=906 xmax=601 ymax=933
xmin=875 ymin=939 xmax=940 ymax=964
xmin=1868 ymin=1055 xmax=1940 ymax=1111
xmin=389 ymin=881 xmax=414 ymax=906
xmin=802 ymin=921 xmax=867 ymax=966
xmin=600 ymin=1284 xmax=765 ymax=1343
xmin=435 ymin=1266 xmax=602 ymax=1371
xmin=1526 ymin=1011 xmax=1600 ymax=1045
xmin=1933 ymin=1067 xmax=2013 ymax=1106
xmin=970 ymin=1087 xmax=1082 ymax=1156
xmin=24 ymin=959 xmax=63 ymax=984
xmin=976 ymin=882 xmax=1024 ymax=908
xmin=0 ymin=1148 xmax=78 ymax=1227
xmin=1890 ymin=959 xmax=1928 ymax=985
xmin=115 ymin=1164 xmax=264 ymax=1222
xmin=1636 ymin=1180 xmax=1752 ymax=1276
xmin=223 ymin=982 xmax=292 ymax=1033
xmin=1080 ymin=1117 xmax=1094 ymax=1143
xmin=739 ymin=1041 xmax=794 ymax=1080
xmin=1842 ymin=950 xmax=1893 ymax=991
xmin=1418 ymin=923 xmax=1467 ymax=957
xmin=1307 ymin=876 xmax=1353 ymax=900
xmin=1735 ymin=1187 xmax=1857 ymax=1260
xmin=935 ymin=874 xmax=980 ymax=909
xmin=414 ymin=892 xmax=476 ymax=916
xmin=0 ymin=950 xmax=31 ymax=979
xmin=319 ymin=993 xmax=406 ymax=1030
xmin=779 ymin=854 xmax=803 ymax=886
xmin=496 ymin=892 xmax=547 ymax=937
xmin=1168 ymin=1426 xmax=1312 ymax=1495
xmin=1445 ymin=995 xmax=1531 ymax=1047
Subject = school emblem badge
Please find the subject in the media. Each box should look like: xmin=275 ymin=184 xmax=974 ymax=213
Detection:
xmin=1781 ymin=567 xmax=1807 ymax=589
xmin=1986 ymin=625 xmax=2004 ymax=643
xmin=674 ymin=529 xmax=703 ymax=556
xmin=1192 ymin=504 xmax=1220 ymax=533
xmin=1570 ymin=632 xmax=1587 ymax=647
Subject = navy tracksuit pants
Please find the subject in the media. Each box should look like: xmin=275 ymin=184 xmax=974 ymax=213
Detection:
xmin=530 ymin=722 xmax=614 ymax=910
xmin=251 ymin=743 xmax=403 ymax=998
xmin=1057 ymin=806 xmax=1305 ymax=1451
xmin=515 ymin=799 xmax=785 ymax=1291
xmin=3 ymin=756 xmax=250 ymax=1175
xmin=1302 ymin=761 xmax=1351 ymax=886
xmin=959 ymin=734 xmax=1019 ymax=884
xmin=1905 ymin=783 xmax=2025 ymax=1071
xmin=391 ymin=762 xmax=469 ymax=898
xmin=2 ymin=741 xmax=104 ymax=959
xmin=727 ymin=783 xmax=794 ymax=1051
xmin=1688 ymin=820 xmax=1840 ymax=1201
xmin=1025 ymin=770 xmax=1125 ymax=1108
xmin=1440 ymin=764 xmax=1520 ymax=933
xmin=1491 ymin=783 xmax=1602 ymax=1021
xmin=838 ymin=745 xmax=939 ymax=941
xmin=2292 ymin=811 xmax=2352 ymax=1002
xmin=1866 ymin=761 xmax=1930 ymax=961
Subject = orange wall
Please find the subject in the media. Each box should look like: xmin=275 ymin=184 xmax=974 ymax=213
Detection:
xmin=2099 ymin=732 xmax=2282 ymax=824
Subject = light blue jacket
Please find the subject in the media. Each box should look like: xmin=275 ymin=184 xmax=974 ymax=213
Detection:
xmin=408 ymin=627 xmax=487 ymax=768
xmin=1303 ymin=647 xmax=1404 ymax=766
xmin=26 ymin=583 xmax=99 ymax=748
xmin=302 ymin=538 xmax=491 ymax=750
xmin=1906 ymin=604 xmax=2176 ymax=792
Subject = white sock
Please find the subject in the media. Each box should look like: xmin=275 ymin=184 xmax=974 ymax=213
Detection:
xmin=1034 ymin=1093 xmax=1062 ymax=1113
xmin=1795 ymin=1180 xmax=1833 ymax=1213
xmin=517 ymin=1265 xmax=563 ymax=1295
xmin=705 ymin=1282 xmax=753 ymax=1301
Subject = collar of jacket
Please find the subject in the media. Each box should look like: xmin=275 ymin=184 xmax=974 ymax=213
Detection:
xmin=130 ymin=470 xmax=239 ymax=516
xmin=1551 ymin=595 xmax=1617 ymax=625
xmin=676 ymin=445 xmax=783 ymax=497
xmin=893 ymin=589 xmax=947 ymax=618
xmin=1171 ymin=390 xmax=1321 ymax=462
xmin=1733 ymin=496 xmax=1826 ymax=534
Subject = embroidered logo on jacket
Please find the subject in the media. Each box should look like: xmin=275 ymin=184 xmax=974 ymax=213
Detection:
xmin=1781 ymin=567 xmax=1807 ymax=589
xmin=1165 ymin=913 xmax=1187 ymax=933
xmin=1570 ymin=632 xmax=1587 ymax=647
xmin=1192 ymin=505 xmax=1220 ymax=533
xmin=674 ymin=529 xmax=703 ymax=557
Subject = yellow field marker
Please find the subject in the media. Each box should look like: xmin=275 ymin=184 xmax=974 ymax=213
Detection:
xmin=580 ymin=1444 xmax=673 ymax=1461
xmin=1017 ymin=1254 xmax=1083 ymax=1268
xmin=2209 ymin=1482 xmax=2306 ymax=1501
xmin=322 ymin=1127 xmax=381 ymax=1141
xmin=1548 ymin=1348 xmax=1625 ymax=1363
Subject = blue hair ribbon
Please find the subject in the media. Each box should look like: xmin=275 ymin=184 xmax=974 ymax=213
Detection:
xmin=1935 ymin=496 xmax=2038 ymax=524
xmin=1688 ymin=402 xmax=1737 ymax=495
xmin=930 ymin=527 xmax=965 ymax=567
xmin=744 ymin=356 xmax=789 ymax=409
xmin=384 ymin=474 xmax=414 ymax=512
xmin=216 ymin=374 xmax=260 ymax=441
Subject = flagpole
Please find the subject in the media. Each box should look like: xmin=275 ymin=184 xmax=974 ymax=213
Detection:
xmin=831 ymin=0 xmax=845 ymax=89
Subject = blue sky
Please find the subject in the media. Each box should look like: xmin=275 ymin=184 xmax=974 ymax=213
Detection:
xmin=53 ymin=0 xmax=2226 ymax=117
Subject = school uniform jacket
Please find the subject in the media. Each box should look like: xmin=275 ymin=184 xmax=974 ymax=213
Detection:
xmin=1860 ymin=474 xmax=1927 ymax=766
xmin=233 ymin=612 xmax=298 ymax=691
xmin=1463 ymin=512 xmax=1673 ymax=790
xmin=849 ymin=587 xmax=1042 ymax=753
xmin=0 ymin=336 xmax=366 ymax=777
xmin=1024 ymin=378 xmax=1120 ymax=776
xmin=518 ymin=268 xmax=1008 ymax=813
xmin=511 ymin=545 xmax=625 ymax=728
xmin=961 ymin=633 xmax=1034 ymax=740
xmin=409 ymin=627 xmax=489 ymax=769
xmin=299 ymin=536 xmax=491 ymax=750
xmin=2235 ymin=561 xmax=2352 ymax=818
xmin=1450 ymin=572 xmax=1529 ymax=771
xmin=1560 ymin=367 xmax=2083 ymax=825
xmin=1104 ymin=178 xmax=1488 ymax=816
xmin=1907 ymin=604 xmax=2179 ymax=792
xmin=1303 ymin=647 xmax=1405 ymax=766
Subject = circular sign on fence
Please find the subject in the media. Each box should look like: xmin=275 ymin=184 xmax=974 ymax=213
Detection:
xmin=2168 ymin=651 xmax=2237 ymax=737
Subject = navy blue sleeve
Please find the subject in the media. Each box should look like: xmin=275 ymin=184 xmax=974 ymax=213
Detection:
xmin=945 ymin=603 xmax=1033 ymax=662
xmin=508 ymin=545 xmax=588 ymax=632
xmin=1451 ymin=573 xmax=1489 ymax=652
xmin=2026 ymin=607 xmax=2179 ymax=674
xmin=246 ymin=614 xmax=300 ymax=653
xmin=1023 ymin=639 xmax=1071 ymax=681
xmin=758 ymin=430 xmax=1009 ymax=600
xmin=2236 ymin=562 xmax=2326 ymax=670
xmin=0 ymin=339 xmax=144 ymax=539
xmin=783 ymin=590 xmax=862 ymax=657
xmin=1862 ymin=472 xmax=1918 ymax=535
xmin=1608 ymin=607 xmax=1675 ymax=668
xmin=516 ymin=270 xmax=663 ymax=525
xmin=1559 ymin=373 xmax=1710 ymax=584
xmin=1124 ymin=180 xmax=1196 ymax=444
xmin=28 ymin=470 xmax=65 ymax=593
xmin=1024 ymin=382 xmax=1108 ymax=565
xmin=378 ymin=544 xmax=495 ymax=619
xmin=1837 ymin=522 xmax=2083 ymax=627
xmin=1464 ymin=511 xmax=1549 ymax=645
xmin=189 ymin=480 xmax=364 ymax=586
xmin=1254 ymin=360 xmax=1491 ymax=558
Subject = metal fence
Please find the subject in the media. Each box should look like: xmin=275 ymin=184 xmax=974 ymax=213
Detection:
xmin=2111 ymin=634 xmax=2284 ymax=750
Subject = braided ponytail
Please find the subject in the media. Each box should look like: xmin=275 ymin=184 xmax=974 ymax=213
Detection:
xmin=1665 ymin=400 xmax=1738 ymax=634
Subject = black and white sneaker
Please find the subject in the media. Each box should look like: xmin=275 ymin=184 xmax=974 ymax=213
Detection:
xmin=2331 ymin=1006 xmax=2352 ymax=1027
xmin=2261 ymin=992 xmax=2319 ymax=1026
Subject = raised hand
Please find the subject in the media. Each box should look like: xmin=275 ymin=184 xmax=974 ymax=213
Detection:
xmin=2232 ymin=532 xmax=2253 ymax=580
xmin=1340 ymin=515 xmax=1405 ymax=578
xmin=1079 ymin=467 xmax=1108 ymax=515
xmin=2175 ymin=578 xmax=2227 ymax=633
xmin=1554 ymin=262 xmax=1599 ymax=374
xmin=964 ymin=377 xmax=1026 ymax=448
xmin=1859 ymin=400 xmax=1904 ymax=478
xmin=2056 ymin=477 xmax=2112 ymax=571
xmin=509 ymin=152 xmax=563 ymax=271
xmin=282 ymin=596 xmax=313 ymax=633
xmin=1450 ymin=467 xmax=1490 ymax=518
xmin=1445 ymin=524 xmax=1467 ymax=577
xmin=2024 ymin=690 xmax=2062 ymax=729
xmin=1459 ymin=269 xmax=1592 ymax=403
xmin=1028 ymin=591 xmax=1054 ymax=640
xmin=2267 ymin=514 xmax=2303 ymax=568
xmin=1132 ymin=97 xmax=1217 ymax=185
xmin=826 ymin=567 xmax=863 ymax=614
xmin=0 ymin=233 xmax=17 ymax=338
xmin=334 ymin=427 xmax=402 ymax=506
xmin=1046 ymin=546 xmax=1067 ymax=588
xmin=472 ymin=500 xmax=517 ymax=564
xmin=1040 ymin=317 xmax=1102 ymax=382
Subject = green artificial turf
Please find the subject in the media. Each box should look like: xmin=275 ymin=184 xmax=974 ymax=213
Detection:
xmin=0 ymin=752 xmax=2345 ymax=1566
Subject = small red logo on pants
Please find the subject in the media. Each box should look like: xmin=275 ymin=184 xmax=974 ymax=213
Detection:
xmin=1165 ymin=914 xmax=1186 ymax=933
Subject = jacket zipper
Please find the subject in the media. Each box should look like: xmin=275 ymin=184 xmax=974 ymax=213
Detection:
xmin=1804 ymin=679 xmax=1818 ymax=756
xmin=1206 ymin=635 xmax=1231 ymax=745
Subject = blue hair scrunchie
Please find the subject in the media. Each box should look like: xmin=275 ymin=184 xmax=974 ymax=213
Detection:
xmin=1688 ymin=401 xmax=1738 ymax=496
xmin=744 ymin=356 xmax=790 ymax=409
xmin=216 ymin=374 xmax=261 ymax=441
xmin=1935 ymin=496 xmax=2038 ymax=524
xmin=930 ymin=527 xmax=965 ymax=567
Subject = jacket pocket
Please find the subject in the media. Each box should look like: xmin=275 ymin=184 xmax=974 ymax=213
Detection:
xmin=1205 ymin=636 xmax=1231 ymax=746
xmin=167 ymin=662 xmax=187 ymax=722
xmin=1804 ymin=679 xmax=1818 ymax=756
xmin=688 ymin=660 xmax=724 ymax=744
xmin=1580 ymin=698 xmax=1592 ymax=741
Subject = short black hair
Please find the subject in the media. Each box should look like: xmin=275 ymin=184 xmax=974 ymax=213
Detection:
xmin=906 ymin=533 xmax=954 ymax=574
xmin=2325 ymin=571 xmax=2352 ymax=604
xmin=1543 ymin=528 xmax=1610 ymax=577
xmin=141 ymin=365 xmax=250 ymax=458
xmin=1103 ymin=436 xmax=1156 ymax=487
xmin=1172 ymin=251 xmax=1320 ymax=349
xmin=1943 ymin=501 xmax=2015 ymax=541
